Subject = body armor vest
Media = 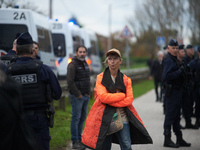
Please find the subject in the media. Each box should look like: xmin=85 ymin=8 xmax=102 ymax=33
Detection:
xmin=72 ymin=58 xmax=90 ymax=95
xmin=7 ymin=59 xmax=48 ymax=109
xmin=0 ymin=54 xmax=18 ymax=66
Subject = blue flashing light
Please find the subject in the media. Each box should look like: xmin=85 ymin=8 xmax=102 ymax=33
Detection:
xmin=55 ymin=18 xmax=58 ymax=21
xmin=69 ymin=21 xmax=75 ymax=25
xmin=14 ymin=5 xmax=19 ymax=8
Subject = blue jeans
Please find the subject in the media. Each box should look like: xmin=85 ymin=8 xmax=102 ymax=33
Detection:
xmin=70 ymin=94 xmax=89 ymax=143
xmin=103 ymin=122 xmax=132 ymax=150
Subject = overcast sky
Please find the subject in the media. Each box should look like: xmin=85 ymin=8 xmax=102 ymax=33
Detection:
xmin=21 ymin=0 xmax=138 ymax=37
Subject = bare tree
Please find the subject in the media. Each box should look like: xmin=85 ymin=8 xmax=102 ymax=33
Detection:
xmin=129 ymin=0 xmax=188 ymax=37
xmin=187 ymin=0 xmax=200 ymax=45
xmin=0 ymin=0 xmax=17 ymax=8
xmin=128 ymin=0 xmax=190 ymax=57
xmin=0 ymin=0 xmax=47 ymax=16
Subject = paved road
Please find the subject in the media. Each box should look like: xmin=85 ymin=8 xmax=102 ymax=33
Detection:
xmin=68 ymin=89 xmax=200 ymax=150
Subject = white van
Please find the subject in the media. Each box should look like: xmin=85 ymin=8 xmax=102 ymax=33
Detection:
xmin=51 ymin=22 xmax=86 ymax=79
xmin=0 ymin=8 xmax=57 ymax=75
xmin=80 ymin=29 xmax=102 ymax=74
xmin=50 ymin=21 xmax=74 ymax=79
xmin=69 ymin=24 xmax=83 ymax=53
xmin=51 ymin=21 xmax=102 ymax=78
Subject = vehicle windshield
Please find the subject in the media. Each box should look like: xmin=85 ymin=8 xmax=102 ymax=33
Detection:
xmin=51 ymin=33 xmax=66 ymax=57
xmin=73 ymin=35 xmax=82 ymax=53
xmin=90 ymin=40 xmax=97 ymax=55
xmin=37 ymin=26 xmax=52 ymax=53
xmin=0 ymin=24 xmax=28 ymax=52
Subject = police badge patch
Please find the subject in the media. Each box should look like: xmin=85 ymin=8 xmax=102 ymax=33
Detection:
xmin=11 ymin=74 xmax=37 ymax=84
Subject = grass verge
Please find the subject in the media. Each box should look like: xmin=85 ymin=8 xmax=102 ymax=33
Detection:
xmin=50 ymin=79 xmax=154 ymax=150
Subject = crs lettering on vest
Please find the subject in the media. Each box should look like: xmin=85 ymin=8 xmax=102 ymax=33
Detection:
xmin=1 ymin=60 xmax=10 ymax=66
xmin=11 ymin=74 xmax=37 ymax=84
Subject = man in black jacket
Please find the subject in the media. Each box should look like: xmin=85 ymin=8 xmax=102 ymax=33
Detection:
xmin=149 ymin=51 xmax=164 ymax=102
xmin=67 ymin=45 xmax=90 ymax=149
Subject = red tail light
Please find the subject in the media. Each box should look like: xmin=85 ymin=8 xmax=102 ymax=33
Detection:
xmin=86 ymin=58 xmax=91 ymax=65
xmin=55 ymin=60 xmax=59 ymax=67
xmin=68 ymin=58 xmax=72 ymax=64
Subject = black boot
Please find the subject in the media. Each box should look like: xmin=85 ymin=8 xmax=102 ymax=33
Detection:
xmin=176 ymin=135 xmax=191 ymax=147
xmin=180 ymin=124 xmax=185 ymax=129
xmin=185 ymin=122 xmax=199 ymax=129
xmin=164 ymin=135 xmax=179 ymax=148
xmin=163 ymin=105 xmax=165 ymax=115
xmin=194 ymin=119 xmax=200 ymax=129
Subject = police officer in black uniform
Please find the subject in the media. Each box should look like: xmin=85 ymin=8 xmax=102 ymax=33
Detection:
xmin=162 ymin=39 xmax=191 ymax=148
xmin=0 ymin=33 xmax=20 ymax=66
xmin=0 ymin=69 xmax=43 ymax=150
xmin=6 ymin=32 xmax=62 ymax=150
xmin=162 ymin=45 xmax=169 ymax=114
xmin=189 ymin=46 xmax=200 ymax=129
xmin=182 ymin=44 xmax=196 ymax=128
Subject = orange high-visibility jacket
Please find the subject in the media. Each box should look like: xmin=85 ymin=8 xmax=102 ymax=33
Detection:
xmin=82 ymin=72 xmax=153 ymax=150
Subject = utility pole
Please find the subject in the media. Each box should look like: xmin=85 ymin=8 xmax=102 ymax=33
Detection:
xmin=107 ymin=4 xmax=112 ymax=50
xmin=49 ymin=0 xmax=52 ymax=19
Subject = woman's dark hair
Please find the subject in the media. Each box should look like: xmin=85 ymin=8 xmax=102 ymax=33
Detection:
xmin=76 ymin=45 xmax=87 ymax=52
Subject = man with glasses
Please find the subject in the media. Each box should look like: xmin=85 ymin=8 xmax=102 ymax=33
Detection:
xmin=162 ymin=39 xmax=191 ymax=148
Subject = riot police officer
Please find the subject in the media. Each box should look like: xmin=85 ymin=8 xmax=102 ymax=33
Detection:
xmin=189 ymin=46 xmax=200 ymax=129
xmin=182 ymin=44 xmax=196 ymax=128
xmin=162 ymin=39 xmax=191 ymax=148
xmin=177 ymin=44 xmax=197 ymax=129
xmin=0 ymin=33 xmax=20 ymax=66
xmin=6 ymin=32 xmax=62 ymax=150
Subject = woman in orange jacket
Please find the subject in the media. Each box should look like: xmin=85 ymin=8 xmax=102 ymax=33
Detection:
xmin=81 ymin=49 xmax=153 ymax=150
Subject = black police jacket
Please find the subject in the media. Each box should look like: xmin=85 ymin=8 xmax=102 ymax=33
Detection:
xmin=162 ymin=53 xmax=182 ymax=87
xmin=7 ymin=59 xmax=48 ymax=109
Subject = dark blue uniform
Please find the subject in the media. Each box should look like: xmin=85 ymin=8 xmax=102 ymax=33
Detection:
xmin=189 ymin=59 xmax=200 ymax=127
xmin=9 ymin=57 xmax=62 ymax=99
xmin=7 ymin=49 xmax=17 ymax=55
xmin=182 ymin=56 xmax=195 ymax=127
xmin=163 ymin=53 xmax=183 ymax=136
xmin=6 ymin=57 xmax=62 ymax=150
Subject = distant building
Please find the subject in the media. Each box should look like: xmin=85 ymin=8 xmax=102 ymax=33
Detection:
xmin=96 ymin=33 xmax=108 ymax=54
